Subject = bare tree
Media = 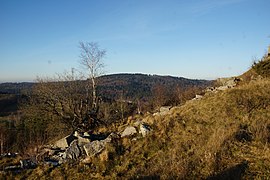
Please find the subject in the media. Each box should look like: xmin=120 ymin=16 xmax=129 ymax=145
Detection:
xmin=79 ymin=42 xmax=106 ymax=111
xmin=28 ymin=69 xmax=100 ymax=132
xmin=22 ymin=42 xmax=106 ymax=133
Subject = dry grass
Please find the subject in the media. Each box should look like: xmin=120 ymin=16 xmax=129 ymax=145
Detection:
xmin=3 ymin=78 xmax=270 ymax=179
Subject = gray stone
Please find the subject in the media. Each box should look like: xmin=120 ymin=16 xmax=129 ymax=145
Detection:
xmin=216 ymin=86 xmax=229 ymax=91
xmin=192 ymin=94 xmax=203 ymax=100
xmin=65 ymin=140 xmax=81 ymax=160
xmin=77 ymin=136 xmax=91 ymax=146
xmin=121 ymin=126 xmax=137 ymax=137
xmin=160 ymin=106 xmax=171 ymax=113
xmin=154 ymin=106 xmax=172 ymax=116
xmin=217 ymin=77 xmax=240 ymax=88
xmin=83 ymin=133 xmax=119 ymax=157
xmin=103 ymin=132 xmax=119 ymax=143
xmin=54 ymin=135 xmax=77 ymax=149
xmin=20 ymin=159 xmax=37 ymax=169
xmin=139 ymin=124 xmax=151 ymax=137
xmin=83 ymin=140 xmax=106 ymax=157
xmin=225 ymin=79 xmax=236 ymax=88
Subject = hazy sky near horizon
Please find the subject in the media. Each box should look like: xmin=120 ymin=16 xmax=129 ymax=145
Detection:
xmin=0 ymin=0 xmax=269 ymax=82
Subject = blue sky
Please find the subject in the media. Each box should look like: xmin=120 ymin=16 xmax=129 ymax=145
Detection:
xmin=0 ymin=0 xmax=269 ymax=82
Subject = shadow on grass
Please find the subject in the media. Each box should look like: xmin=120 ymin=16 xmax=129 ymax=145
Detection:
xmin=207 ymin=161 xmax=248 ymax=180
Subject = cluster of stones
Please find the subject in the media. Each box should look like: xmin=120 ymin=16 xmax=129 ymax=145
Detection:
xmin=37 ymin=121 xmax=152 ymax=166
xmin=1 ymin=120 xmax=153 ymax=174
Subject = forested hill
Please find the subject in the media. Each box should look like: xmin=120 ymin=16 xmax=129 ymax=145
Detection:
xmin=0 ymin=74 xmax=212 ymax=101
xmin=0 ymin=82 xmax=33 ymax=94
xmin=97 ymin=73 xmax=212 ymax=100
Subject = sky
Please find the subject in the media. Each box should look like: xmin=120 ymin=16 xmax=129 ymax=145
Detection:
xmin=0 ymin=0 xmax=269 ymax=82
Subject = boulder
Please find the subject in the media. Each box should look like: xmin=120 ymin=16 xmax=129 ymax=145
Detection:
xmin=83 ymin=140 xmax=106 ymax=157
xmin=225 ymin=79 xmax=236 ymax=88
xmin=216 ymin=77 xmax=240 ymax=88
xmin=103 ymin=132 xmax=119 ymax=143
xmin=83 ymin=132 xmax=118 ymax=157
xmin=54 ymin=135 xmax=77 ymax=149
xmin=77 ymin=136 xmax=91 ymax=146
xmin=139 ymin=124 xmax=151 ymax=137
xmin=192 ymin=94 xmax=203 ymax=100
xmin=154 ymin=106 xmax=172 ymax=116
xmin=216 ymin=86 xmax=229 ymax=91
xmin=160 ymin=106 xmax=171 ymax=112
xmin=121 ymin=126 xmax=137 ymax=137
xmin=65 ymin=140 xmax=81 ymax=160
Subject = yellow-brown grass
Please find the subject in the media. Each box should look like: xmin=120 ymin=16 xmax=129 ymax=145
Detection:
xmin=3 ymin=79 xmax=270 ymax=179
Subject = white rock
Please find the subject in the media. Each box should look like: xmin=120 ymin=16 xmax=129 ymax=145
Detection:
xmin=216 ymin=86 xmax=229 ymax=91
xmin=77 ymin=136 xmax=91 ymax=146
xmin=121 ymin=126 xmax=137 ymax=137
xmin=54 ymin=135 xmax=76 ymax=149
xmin=83 ymin=132 xmax=90 ymax=137
xmin=139 ymin=124 xmax=151 ymax=137
xmin=73 ymin=131 xmax=80 ymax=137
xmin=160 ymin=106 xmax=171 ymax=113
xmin=192 ymin=94 xmax=203 ymax=100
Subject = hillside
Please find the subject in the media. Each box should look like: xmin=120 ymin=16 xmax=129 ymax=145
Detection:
xmin=0 ymin=74 xmax=211 ymax=117
xmin=1 ymin=59 xmax=270 ymax=179
xmin=97 ymin=73 xmax=211 ymax=100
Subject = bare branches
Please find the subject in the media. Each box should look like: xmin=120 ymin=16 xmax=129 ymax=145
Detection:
xmin=79 ymin=42 xmax=106 ymax=79
xmin=26 ymin=42 xmax=106 ymax=132
xmin=79 ymin=42 xmax=106 ymax=109
xmin=31 ymin=69 xmax=94 ymax=130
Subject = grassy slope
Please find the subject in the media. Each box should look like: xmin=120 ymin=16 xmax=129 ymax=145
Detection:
xmin=9 ymin=79 xmax=269 ymax=180
xmin=111 ymin=78 xmax=270 ymax=179
xmin=2 ymin=66 xmax=270 ymax=179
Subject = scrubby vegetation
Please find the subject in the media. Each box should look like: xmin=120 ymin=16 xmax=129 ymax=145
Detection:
xmin=252 ymin=55 xmax=270 ymax=78
xmin=0 ymin=74 xmax=208 ymax=155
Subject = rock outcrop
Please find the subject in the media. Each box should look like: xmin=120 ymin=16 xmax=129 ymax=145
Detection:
xmin=1 ymin=122 xmax=152 ymax=172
